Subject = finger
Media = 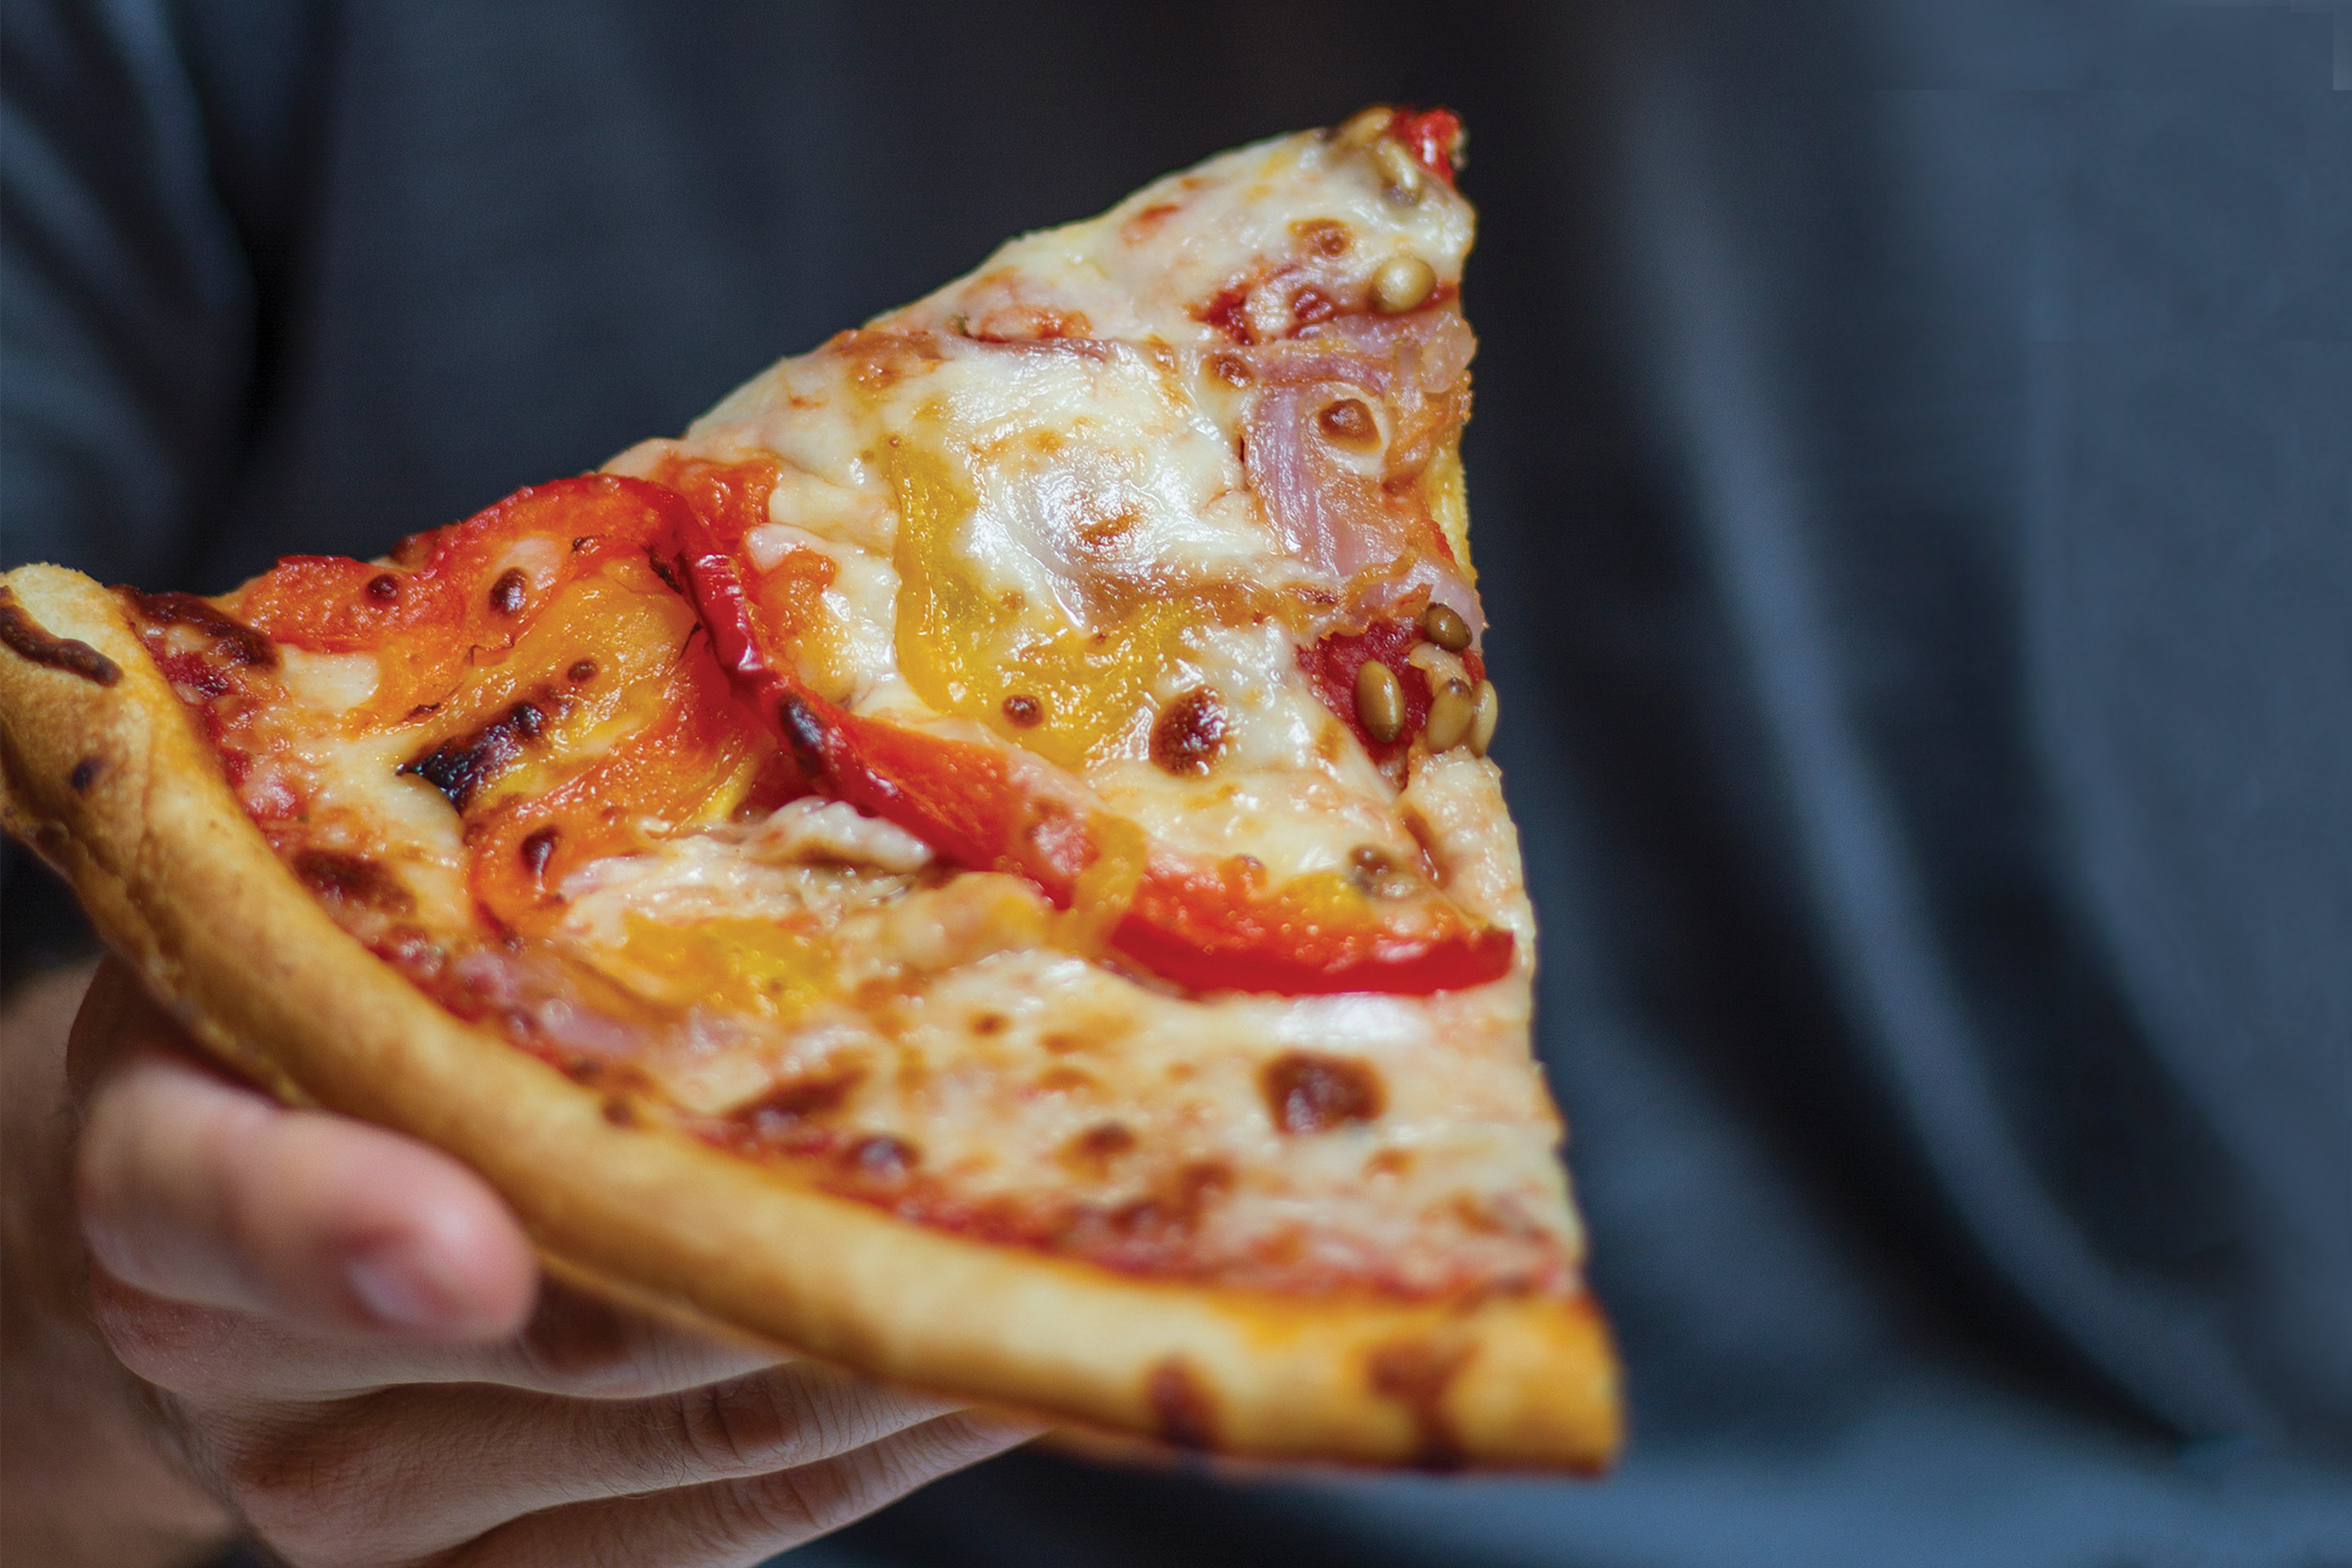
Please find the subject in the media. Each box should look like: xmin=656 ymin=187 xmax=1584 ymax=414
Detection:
xmin=76 ymin=1035 xmax=537 ymax=1340
xmin=93 ymin=1266 xmax=782 ymax=1404
xmin=453 ymin=1412 xmax=1039 ymax=1568
xmin=219 ymin=1364 xmax=966 ymax=1563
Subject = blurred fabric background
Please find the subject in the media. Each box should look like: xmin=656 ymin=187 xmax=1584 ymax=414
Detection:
xmin=5 ymin=2 xmax=2347 ymax=1563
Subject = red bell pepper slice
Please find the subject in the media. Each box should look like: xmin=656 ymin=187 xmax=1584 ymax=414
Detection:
xmin=467 ymin=649 xmax=764 ymax=933
xmin=1115 ymin=859 xmax=1515 ymax=996
xmin=1388 ymin=107 xmax=1464 ymax=186
xmin=234 ymin=474 xmax=701 ymax=723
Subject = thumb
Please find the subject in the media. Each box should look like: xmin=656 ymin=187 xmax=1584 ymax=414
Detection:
xmin=71 ymin=961 xmax=537 ymax=1340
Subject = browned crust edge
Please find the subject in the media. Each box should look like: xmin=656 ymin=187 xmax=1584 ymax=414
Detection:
xmin=0 ymin=563 xmax=1621 ymax=1470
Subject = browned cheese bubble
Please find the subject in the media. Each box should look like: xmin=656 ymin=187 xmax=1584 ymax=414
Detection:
xmin=1263 ymin=1052 xmax=1386 ymax=1134
xmin=1151 ymin=687 xmax=1230 ymax=775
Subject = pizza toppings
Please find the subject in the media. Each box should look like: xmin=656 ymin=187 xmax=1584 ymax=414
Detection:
xmin=1370 ymin=136 xmax=1430 ymax=203
xmin=1423 ymin=679 xmax=1477 ymax=753
xmin=1355 ymin=658 xmax=1408 ymax=744
xmin=1420 ymin=602 xmax=1472 ymax=653
xmin=1468 ymin=679 xmax=1500 ymax=756
xmin=97 ymin=110 xmax=1577 ymax=1306
xmin=1386 ymin=107 xmax=1466 ymax=185
xmin=399 ymin=693 xmax=570 ymax=811
xmin=1370 ymin=253 xmax=1439 ymax=314
xmin=680 ymin=507 xmax=1513 ymax=996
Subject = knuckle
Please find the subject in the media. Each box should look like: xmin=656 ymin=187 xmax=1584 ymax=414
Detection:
xmin=212 ymin=1391 xmax=474 ymax=1568
xmin=764 ymin=1446 xmax=887 ymax=1535
xmin=671 ymin=1373 xmax=800 ymax=1473
xmin=212 ymin=1407 xmax=383 ymax=1566
xmin=699 ymin=1465 xmax=830 ymax=1552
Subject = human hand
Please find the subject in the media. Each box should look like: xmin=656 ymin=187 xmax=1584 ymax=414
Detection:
xmin=8 ymin=958 xmax=1032 ymax=1567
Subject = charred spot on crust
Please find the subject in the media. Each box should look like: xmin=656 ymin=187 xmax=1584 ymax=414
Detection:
xmin=292 ymin=850 xmax=413 ymax=913
xmin=399 ymin=692 xmax=567 ymax=811
xmin=1366 ymin=1339 xmax=1473 ymax=1470
xmin=1263 ymin=1052 xmax=1385 ymax=1134
xmin=69 ymin=755 xmax=104 ymax=793
xmin=1147 ymin=1357 xmax=1219 ymax=1450
xmin=1150 ymin=687 xmax=1228 ymax=777
xmin=488 ymin=568 xmax=528 ymax=615
xmin=0 ymin=586 xmax=122 ymax=686
xmin=122 ymin=590 xmax=277 ymax=666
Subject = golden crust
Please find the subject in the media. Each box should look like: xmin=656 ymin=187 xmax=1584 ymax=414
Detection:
xmin=0 ymin=562 xmax=1620 ymax=1470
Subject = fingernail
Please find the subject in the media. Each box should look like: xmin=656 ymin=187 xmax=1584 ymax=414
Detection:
xmin=345 ymin=1245 xmax=458 ymax=1331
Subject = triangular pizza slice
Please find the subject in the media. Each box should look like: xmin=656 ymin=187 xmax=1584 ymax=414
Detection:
xmin=0 ymin=108 xmax=1618 ymax=1468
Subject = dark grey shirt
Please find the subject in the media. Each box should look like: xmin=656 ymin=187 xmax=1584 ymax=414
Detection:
xmin=5 ymin=2 xmax=2345 ymax=1562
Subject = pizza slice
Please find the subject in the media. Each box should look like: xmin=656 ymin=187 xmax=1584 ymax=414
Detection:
xmin=0 ymin=107 xmax=1619 ymax=1468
